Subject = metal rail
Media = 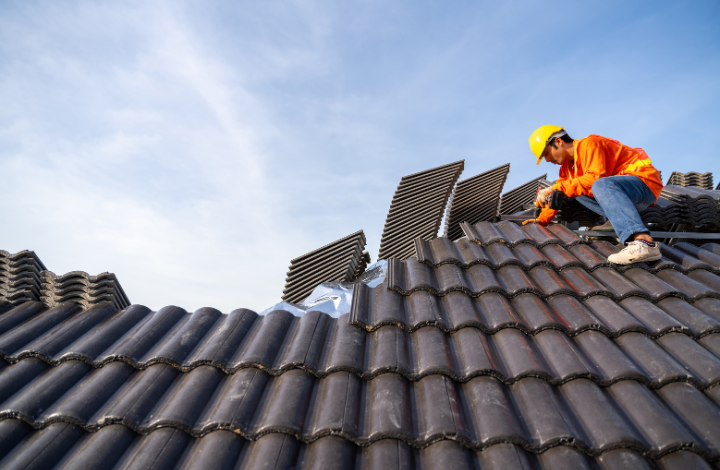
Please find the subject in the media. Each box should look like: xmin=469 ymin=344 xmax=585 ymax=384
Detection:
xmin=576 ymin=230 xmax=720 ymax=239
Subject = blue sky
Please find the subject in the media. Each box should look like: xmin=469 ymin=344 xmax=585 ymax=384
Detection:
xmin=1 ymin=1 xmax=719 ymax=312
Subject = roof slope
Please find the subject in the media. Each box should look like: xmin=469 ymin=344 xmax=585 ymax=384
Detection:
xmin=378 ymin=161 xmax=464 ymax=260
xmin=1 ymin=221 xmax=720 ymax=468
xmin=2 ymin=422 xmax=711 ymax=469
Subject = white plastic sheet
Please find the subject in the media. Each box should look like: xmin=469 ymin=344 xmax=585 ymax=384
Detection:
xmin=259 ymin=260 xmax=387 ymax=318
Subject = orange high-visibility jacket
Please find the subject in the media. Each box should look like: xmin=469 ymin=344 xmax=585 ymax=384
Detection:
xmin=537 ymin=135 xmax=663 ymax=225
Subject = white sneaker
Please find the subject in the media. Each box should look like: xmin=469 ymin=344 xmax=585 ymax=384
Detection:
xmin=607 ymin=241 xmax=661 ymax=265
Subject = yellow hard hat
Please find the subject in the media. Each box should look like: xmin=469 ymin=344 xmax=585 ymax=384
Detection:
xmin=529 ymin=125 xmax=565 ymax=164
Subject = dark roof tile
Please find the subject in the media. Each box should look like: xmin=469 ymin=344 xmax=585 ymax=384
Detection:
xmin=40 ymin=271 xmax=130 ymax=310
xmin=656 ymin=450 xmax=717 ymax=470
xmin=442 ymin=163 xmax=509 ymax=240
xmin=656 ymin=383 xmax=720 ymax=455
xmin=461 ymin=220 xmax=585 ymax=248
xmin=1 ymin=250 xmax=130 ymax=310
xmin=379 ymin=161 xmax=464 ymax=260
xmin=4 ymin=420 xmax=697 ymax=470
xmin=385 ymin=255 xmax=720 ymax=303
xmin=5 ymin=366 xmax=718 ymax=457
xmin=2 ymin=303 xmax=719 ymax=391
xmin=352 ymin=282 xmax=720 ymax=339
xmin=3 ymin=221 xmax=720 ymax=467
xmin=283 ymin=230 xmax=368 ymax=304
xmin=0 ymin=250 xmax=46 ymax=304
xmin=419 ymin=234 xmax=720 ymax=276
xmin=667 ymin=171 xmax=714 ymax=190
xmin=498 ymin=174 xmax=548 ymax=215
xmin=635 ymin=185 xmax=720 ymax=230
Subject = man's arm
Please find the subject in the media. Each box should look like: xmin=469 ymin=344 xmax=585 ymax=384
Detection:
xmin=553 ymin=138 xmax=608 ymax=198
xmin=526 ymin=167 xmax=570 ymax=226
xmin=535 ymin=207 xmax=557 ymax=225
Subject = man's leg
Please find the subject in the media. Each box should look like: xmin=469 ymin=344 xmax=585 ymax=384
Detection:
xmin=574 ymin=195 xmax=614 ymax=230
xmin=588 ymin=175 xmax=660 ymax=264
xmin=590 ymin=175 xmax=656 ymax=244
xmin=574 ymin=195 xmax=606 ymax=217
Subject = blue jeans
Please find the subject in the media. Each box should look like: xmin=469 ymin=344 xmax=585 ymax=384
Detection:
xmin=574 ymin=175 xmax=656 ymax=244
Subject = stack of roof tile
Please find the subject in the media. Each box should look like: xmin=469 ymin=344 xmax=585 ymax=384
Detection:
xmin=442 ymin=164 xmax=509 ymax=240
xmin=0 ymin=250 xmax=45 ymax=304
xmin=548 ymin=184 xmax=720 ymax=230
xmin=39 ymin=270 xmax=130 ymax=311
xmin=660 ymin=184 xmax=720 ymax=205
xmin=282 ymin=230 xmax=368 ymax=304
xmin=378 ymin=161 xmax=464 ymax=260
xmin=2 ymin=221 xmax=720 ymax=468
xmin=538 ymin=177 xmax=553 ymax=188
xmin=638 ymin=197 xmax=689 ymax=227
xmin=556 ymin=196 xmax=603 ymax=224
xmin=640 ymin=185 xmax=720 ymax=229
xmin=0 ymin=250 xmax=131 ymax=310
xmin=667 ymin=171 xmax=714 ymax=190
xmin=352 ymin=251 xmax=371 ymax=281
xmin=498 ymin=174 xmax=549 ymax=216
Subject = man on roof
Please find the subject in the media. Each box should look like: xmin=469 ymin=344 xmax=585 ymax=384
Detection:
xmin=525 ymin=125 xmax=664 ymax=265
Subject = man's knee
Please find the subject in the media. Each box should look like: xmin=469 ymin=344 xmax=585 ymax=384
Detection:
xmin=591 ymin=177 xmax=612 ymax=196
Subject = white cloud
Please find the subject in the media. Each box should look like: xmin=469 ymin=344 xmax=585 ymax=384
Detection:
xmin=0 ymin=1 xmax=323 ymax=312
xmin=1 ymin=0 xmax=719 ymax=312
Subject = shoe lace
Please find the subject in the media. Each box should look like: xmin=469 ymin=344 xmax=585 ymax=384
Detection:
xmin=623 ymin=241 xmax=643 ymax=255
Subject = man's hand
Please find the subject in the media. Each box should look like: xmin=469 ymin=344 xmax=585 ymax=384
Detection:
xmin=522 ymin=219 xmax=538 ymax=225
xmin=535 ymin=186 xmax=553 ymax=207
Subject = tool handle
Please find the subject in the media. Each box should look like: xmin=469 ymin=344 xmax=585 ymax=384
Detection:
xmin=547 ymin=190 xmax=565 ymax=210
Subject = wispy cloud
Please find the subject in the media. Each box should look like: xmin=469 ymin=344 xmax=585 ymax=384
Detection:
xmin=1 ymin=0 xmax=719 ymax=312
xmin=0 ymin=1 xmax=317 ymax=311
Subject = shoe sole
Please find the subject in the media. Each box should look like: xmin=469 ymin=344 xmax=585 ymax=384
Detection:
xmin=608 ymin=254 xmax=662 ymax=265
